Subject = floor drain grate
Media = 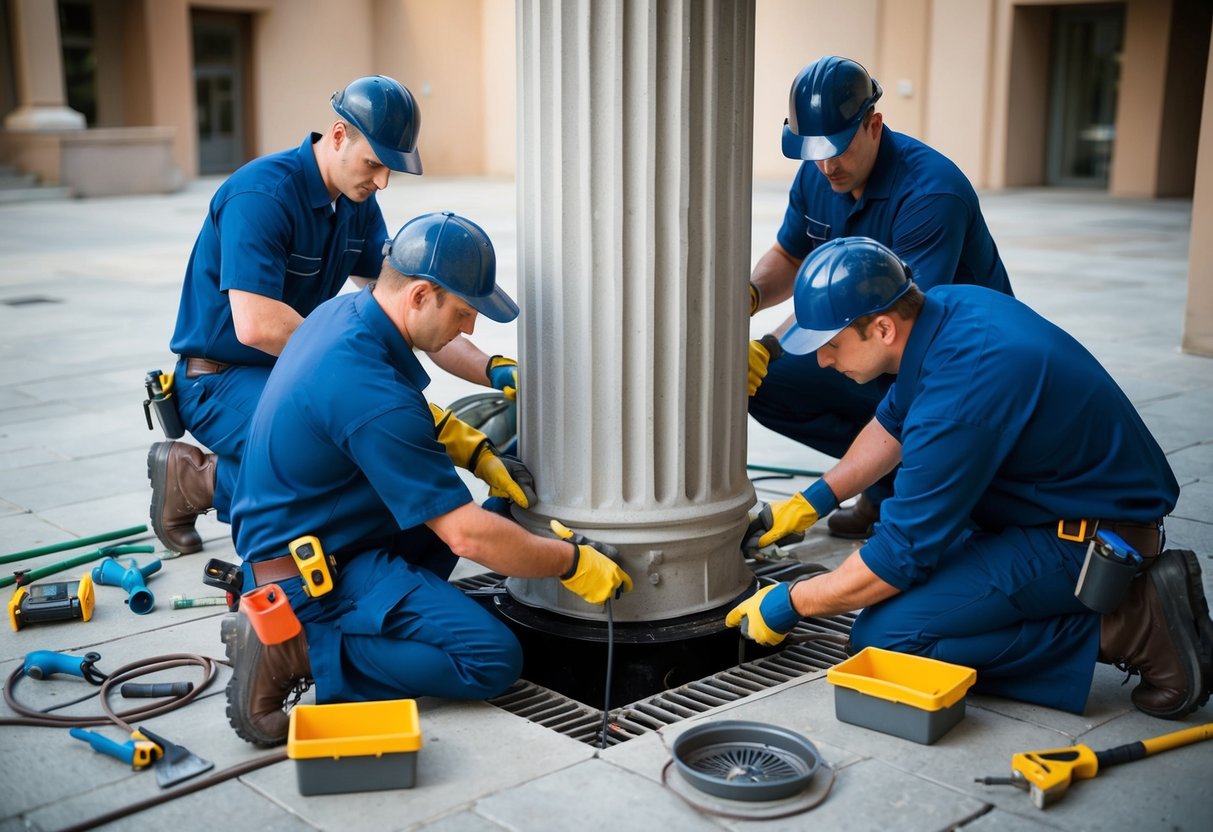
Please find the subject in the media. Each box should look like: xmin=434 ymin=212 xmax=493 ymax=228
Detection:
xmin=462 ymin=561 xmax=854 ymax=747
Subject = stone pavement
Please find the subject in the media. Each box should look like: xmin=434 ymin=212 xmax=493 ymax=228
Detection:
xmin=1 ymin=178 xmax=1211 ymax=831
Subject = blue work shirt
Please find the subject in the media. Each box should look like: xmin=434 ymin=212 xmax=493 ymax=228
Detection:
xmin=861 ymin=286 xmax=1178 ymax=590
xmin=777 ymin=127 xmax=1011 ymax=293
xmin=169 ymin=134 xmax=389 ymax=366
xmin=230 ymin=285 xmax=471 ymax=565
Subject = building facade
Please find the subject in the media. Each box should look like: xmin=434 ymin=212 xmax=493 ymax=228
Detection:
xmin=2 ymin=0 xmax=1211 ymax=350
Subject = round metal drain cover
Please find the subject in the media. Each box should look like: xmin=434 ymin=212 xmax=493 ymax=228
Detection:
xmin=671 ymin=720 xmax=821 ymax=802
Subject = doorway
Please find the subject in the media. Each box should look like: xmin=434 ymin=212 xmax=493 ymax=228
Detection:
xmin=1046 ymin=5 xmax=1124 ymax=188
xmin=192 ymin=11 xmax=250 ymax=175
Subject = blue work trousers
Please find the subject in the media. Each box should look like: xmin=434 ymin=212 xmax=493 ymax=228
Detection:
xmin=247 ymin=529 xmax=523 ymax=704
xmin=173 ymin=358 xmax=271 ymax=523
xmin=849 ymin=526 xmax=1100 ymax=713
xmin=749 ymin=351 xmax=895 ymax=503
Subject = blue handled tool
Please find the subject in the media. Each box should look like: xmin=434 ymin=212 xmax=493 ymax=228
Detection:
xmin=69 ymin=728 xmax=161 ymax=769
xmin=23 ymin=650 xmax=107 ymax=684
xmin=92 ymin=556 xmax=161 ymax=614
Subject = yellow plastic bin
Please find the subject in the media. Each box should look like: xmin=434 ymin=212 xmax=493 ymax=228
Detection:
xmin=287 ymin=698 xmax=423 ymax=795
xmin=826 ymin=647 xmax=976 ymax=745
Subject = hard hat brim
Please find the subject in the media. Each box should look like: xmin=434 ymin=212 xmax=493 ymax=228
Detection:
xmin=367 ymin=138 xmax=423 ymax=175
xmin=780 ymin=323 xmax=845 ymax=356
xmin=459 ymin=284 xmax=519 ymax=323
xmin=782 ymin=121 xmax=858 ymax=162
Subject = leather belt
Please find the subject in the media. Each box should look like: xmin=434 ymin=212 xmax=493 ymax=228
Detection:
xmin=249 ymin=554 xmax=301 ymax=587
xmin=184 ymin=357 xmax=232 ymax=379
xmin=1056 ymin=518 xmax=1162 ymax=560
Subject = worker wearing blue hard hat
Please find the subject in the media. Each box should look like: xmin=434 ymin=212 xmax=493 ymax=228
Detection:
xmin=728 ymin=237 xmax=1212 ymax=720
xmin=223 ymin=212 xmax=632 ymax=746
xmin=746 ymin=55 xmax=1012 ymax=540
xmin=148 ymin=76 xmax=521 ymax=557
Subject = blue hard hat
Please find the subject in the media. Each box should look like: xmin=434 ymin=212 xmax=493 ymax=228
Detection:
xmin=780 ymin=237 xmax=912 ymax=355
xmin=331 ymin=75 xmax=423 ymax=175
xmin=782 ymin=56 xmax=882 ymax=161
xmin=383 ymin=212 xmax=519 ymax=323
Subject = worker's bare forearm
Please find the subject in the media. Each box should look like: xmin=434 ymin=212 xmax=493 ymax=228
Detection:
xmin=228 ymin=289 xmax=303 ymax=356
xmin=821 ymin=418 xmax=901 ymax=504
xmin=427 ymin=502 xmax=573 ymax=577
xmin=749 ymin=243 xmax=801 ymax=312
xmin=790 ymin=550 xmax=898 ymax=618
xmin=428 ymin=336 xmax=494 ymax=385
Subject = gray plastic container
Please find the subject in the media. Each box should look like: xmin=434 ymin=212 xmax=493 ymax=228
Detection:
xmin=834 ymin=686 xmax=967 ymax=745
xmin=294 ymin=751 xmax=417 ymax=796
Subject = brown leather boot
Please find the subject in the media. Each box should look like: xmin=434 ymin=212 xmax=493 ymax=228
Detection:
xmin=147 ymin=441 xmax=215 ymax=554
xmin=221 ymin=610 xmax=313 ymax=747
xmin=1099 ymin=549 xmax=1211 ymax=719
xmin=827 ymin=493 xmax=880 ymax=539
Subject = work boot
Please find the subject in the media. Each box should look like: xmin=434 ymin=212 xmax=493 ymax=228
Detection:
xmin=221 ymin=611 xmax=313 ymax=747
xmin=827 ymin=493 xmax=880 ymax=540
xmin=1099 ymin=549 xmax=1213 ymax=719
xmin=147 ymin=440 xmax=215 ymax=554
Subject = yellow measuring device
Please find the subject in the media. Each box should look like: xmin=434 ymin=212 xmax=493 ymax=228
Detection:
xmin=979 ymin=722 xmax=1213 ymax=808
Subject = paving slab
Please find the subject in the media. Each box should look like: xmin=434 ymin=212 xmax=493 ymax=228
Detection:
xmin=241 ymin=700 xmax=596 ymax=832
xmin=1 ymin=182 xmax=1212 ymax=832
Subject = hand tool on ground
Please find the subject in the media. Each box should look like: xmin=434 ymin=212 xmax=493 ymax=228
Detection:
xmin=977 ymin=722 xmax=1213 ymax=808
xmin=92 ymin=556 xmax=162 ymax=614
xmin=1 ymin=544 xmax=155 ymax=590
xmin=0 ymin=525 xmax=148 ymax=565
xmin=120 ymin=681 xmax=195 ymax=698
xmin=70 ymin=727 xmax=161 ymax=769
xmin=8 ymin=574 xmax=95 ymax=630
xmin=136 ymin=725 xmax=214 ymax=787
xmin=170 ymin=594 xmax=229 ymax=609
xmin=23 ymin=650 xmax=107 ymax=684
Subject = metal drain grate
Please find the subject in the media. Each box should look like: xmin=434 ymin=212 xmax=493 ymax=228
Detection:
xmin=465 ymin=561 xmax=854 ymax=747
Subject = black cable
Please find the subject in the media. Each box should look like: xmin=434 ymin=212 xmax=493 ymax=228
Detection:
xmin=599 ymin=597 xmax=615 ymax=750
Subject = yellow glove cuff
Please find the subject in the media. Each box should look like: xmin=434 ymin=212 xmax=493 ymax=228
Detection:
xmin=429 ymin=403 xmax=492 ymax=470
xmin=757 ymin=491 xmax=820 ymax=549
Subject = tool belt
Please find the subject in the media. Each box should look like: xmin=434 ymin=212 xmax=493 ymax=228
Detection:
xmin=184 ymin=357 xmax=232 ymax=379
xmin=1056 ymin=518 xmax=1162 ymax=562
xmin=249 ymin=554 xmax=303 ymax=588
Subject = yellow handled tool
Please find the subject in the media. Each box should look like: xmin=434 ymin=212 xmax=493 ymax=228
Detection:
xmin=978 ymin=722 xmax=1213 ymax=808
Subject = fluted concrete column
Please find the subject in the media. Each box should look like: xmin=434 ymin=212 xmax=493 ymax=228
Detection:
xmin=3 ymin=0 xmax=86 ymax=131
xmin=509 ymin=0 xmax=757 ymax=623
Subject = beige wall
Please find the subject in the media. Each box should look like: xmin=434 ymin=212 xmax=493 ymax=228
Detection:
xmin=750 ymin=0 xmax=877 ymax=182
xmin=482 ymin=0 xmax=515 ymax=177
xmin=1183 ymin=22 xmax=1213 ymax=357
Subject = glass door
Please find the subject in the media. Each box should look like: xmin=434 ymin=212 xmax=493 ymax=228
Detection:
xmin=1046 ymin=5 xmax=1124 ymax=188
xmin=193 ymin=12 xmax=249 ymax=175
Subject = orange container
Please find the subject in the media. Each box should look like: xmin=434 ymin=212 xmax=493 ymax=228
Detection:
xmin=241 ymin=583 xmax=301 ymax=644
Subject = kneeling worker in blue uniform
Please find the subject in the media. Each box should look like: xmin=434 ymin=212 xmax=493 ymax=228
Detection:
xmin=746 ymin=55 xmax=1012 ymax=539
xmin=728 ymin=237 xmax=1213 ymax=719
xmin=150 ymin=76 xmax=522 ymax=556
xmin=224 ymin=211 xmax=632 ymax=746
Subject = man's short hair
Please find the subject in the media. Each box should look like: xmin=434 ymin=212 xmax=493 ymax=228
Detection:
xmin=853 ymin=283 xmax=924 ymax=337
xmin=376 ymin=259 xmax=446 ymax=305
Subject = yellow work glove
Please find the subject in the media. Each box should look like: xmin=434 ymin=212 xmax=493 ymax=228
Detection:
xmin=747 ymin=334 xmax=782 ymax=397
xmin=749 ymin=281 xmax=761 ymax=316
xmin=725 ymin=582 xmax=802 ymax=646
xmin=744 ymin=481 xmax=839 ymax=550
xmin=550 ymin=520 xmax=633 ymax=605
xmin=429 ymin=403 xmax=535 ymax=507
xmin=475 ymin=452 xmax=536 ymax=508
xmin=486 ymin=355 xmax=518 ymax=400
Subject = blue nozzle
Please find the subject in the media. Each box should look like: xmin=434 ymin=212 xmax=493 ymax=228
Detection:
xmin=24 ymin=650 xmax=86 ymax=680
xmin=91 ymin=557 xmax=161 ymax=614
